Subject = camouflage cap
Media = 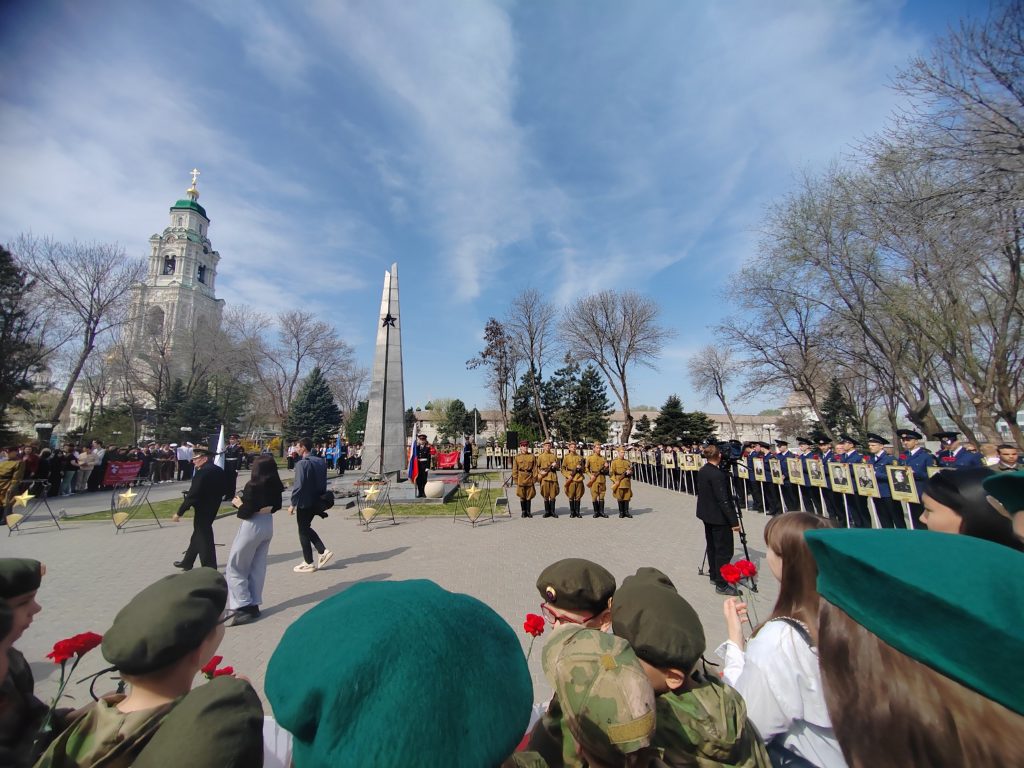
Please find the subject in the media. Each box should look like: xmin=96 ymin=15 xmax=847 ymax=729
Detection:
xmin=541 ymin=625 xmax=656 ymax=758
xmin=612 ymin=569 xmax=706 ymax=672
xmin=102 ymin=569 xmax=227 ymax=674
xmin=536 ymin=558 xmax=616 ymax=613
xmin=0 ymin=558 xmax=42 ymax=599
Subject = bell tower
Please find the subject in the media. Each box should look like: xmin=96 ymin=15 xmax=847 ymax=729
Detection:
xmin=123 ymin=169 xmax=226 ymax=390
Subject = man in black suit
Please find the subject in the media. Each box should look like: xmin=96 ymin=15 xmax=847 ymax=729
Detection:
xmin=696 ymin=444 xmax=740 ymax=596
xmin=172 ymin=444 xmax=225 ymax=570
xmin=222 ymin=433 xmax=244 ymax=501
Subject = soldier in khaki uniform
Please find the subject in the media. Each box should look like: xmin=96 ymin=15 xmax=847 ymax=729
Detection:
xmin=560 ymin=442 xmax=586 ymax=518
xmin=513 ymin=440 xmax=539 ymax=518
xmin=34 ymin=569 xmax=264 ymax=768
xmin=586 ymin=441 xmax=609 ymax=518
xmin=537 ymin=440 xmax=560 ymax=518
xmin=610 ymin=445 xmax=634 ymax=518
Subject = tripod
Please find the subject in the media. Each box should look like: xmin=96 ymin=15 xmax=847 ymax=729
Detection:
xmin=697 ymin=463 xmax=757 ymax=592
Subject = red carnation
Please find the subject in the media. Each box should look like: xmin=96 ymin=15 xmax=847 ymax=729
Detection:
xmin=899 ymin=454 xmax=907 ymax=460
xmin=212 ymin=666 xmax=234 ymax=678
xmin=46 ymin=632 xmax=103 ymax=664
xmin=523 ymin=613 xmax=545 ymax=638
xmin=720 ymin=563 xmax=742 ymax=585
xmin=200 ymin=655 xmax=223 ymax=678
xmin=734 ymin=559 xmax=757 ymax=578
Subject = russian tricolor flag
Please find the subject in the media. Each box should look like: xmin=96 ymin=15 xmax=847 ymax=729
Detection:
xmin=408 ymin=439 xmax=418 ymax=482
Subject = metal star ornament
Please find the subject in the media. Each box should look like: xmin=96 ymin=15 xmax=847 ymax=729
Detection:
xmin=12 ymin=490 xmax=33 ymax=507
xmin=363 ymin=484 xmax=381 ymax=501
xmin=118 ymin=488 xmax=137 ymax=505
xmin=381 ymin=313 xmax=397 ymax=327
xmin=465 ymin=484 xmax=481 ymax=500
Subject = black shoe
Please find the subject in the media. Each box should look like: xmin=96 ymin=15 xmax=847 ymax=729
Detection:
xmin=620 ymin=512 xmax=632 ymax=518
xmin=173 ymin=561 xmax=192 ymax=571
xmin=228 ymin=611 xmax=256 ymax=627
xmin=715 ymin=583 xmax=740 ymax=596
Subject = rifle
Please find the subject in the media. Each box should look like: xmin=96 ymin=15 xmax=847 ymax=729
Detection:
xmin=611 ymin=464 xmax=632 ymax=493
xmin=587 ymin=462 xmax=609 ymax=489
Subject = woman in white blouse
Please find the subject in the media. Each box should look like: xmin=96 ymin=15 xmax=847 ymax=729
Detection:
xmin=716 ymin=512 xmax=846 ymax=768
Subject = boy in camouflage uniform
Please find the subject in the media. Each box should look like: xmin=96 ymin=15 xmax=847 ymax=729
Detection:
xmin=612 ymin=568 xmax=771 ymax=767
xmin=34 ymin=569 xmax=263 ymax=768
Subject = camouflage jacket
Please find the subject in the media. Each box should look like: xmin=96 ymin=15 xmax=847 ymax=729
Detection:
xmin=654 ymin=674 xmax=771 ymax=767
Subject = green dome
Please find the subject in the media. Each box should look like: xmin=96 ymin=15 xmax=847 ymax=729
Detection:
xmin=171 ymin=198 xmax=208 ymax=219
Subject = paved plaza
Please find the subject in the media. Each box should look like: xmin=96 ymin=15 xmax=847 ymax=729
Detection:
xmin=6 ymin=476 xmax=778 ymax=708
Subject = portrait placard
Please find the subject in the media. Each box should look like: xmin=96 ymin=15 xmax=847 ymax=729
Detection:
xmin=853 ymin=463 xmax=880 ymax=498
xmin=806 ymin=458 xmax=826 ymax=488
xmin=682 ymin=453 xmax=697 ymax=470
xmin=752 ymin=457 xmax=766 ymax=482
xmin=786 ymin=458 xmax=805 ymax=486
xmin=886 ymin=465 xmax=920 ymax=504
xmin=768 ymin=458 xmax=784 ymax=485
xmin=735 ymin=462 xmax=749 ymax=480
xmin=663 ymin=452 xmax=676 ymax=469
xmin=828 ymin=462 xmax=853 ymax=494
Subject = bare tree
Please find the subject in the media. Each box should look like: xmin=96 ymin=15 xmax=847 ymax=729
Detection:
xmin=466 ymin=317 xmax=520 ymax=430
xmin=563 ymin=290 xmax=669 ymax=443
xmin=687 ymin=345 xmax=741 ymax=439
xmin=333 ymin=365 xmax=369 ymax=429
xmin=13 ymin=235 xmax=145 ymax=427
xmin=506 ymin=289 xmax=558 ymax=438
xmin=225 ymin=306 xmax=355 ymax=430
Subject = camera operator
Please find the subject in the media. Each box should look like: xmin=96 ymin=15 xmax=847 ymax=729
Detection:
xmin=696 ymin=443 xmax=740 ymax=595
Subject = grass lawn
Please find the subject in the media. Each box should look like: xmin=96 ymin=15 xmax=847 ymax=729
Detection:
xmin=69 ymin=476 xmax=510 ymax=521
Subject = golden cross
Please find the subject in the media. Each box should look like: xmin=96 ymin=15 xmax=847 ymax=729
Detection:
xmin=190 ymin=168 xmax=201 ymax=186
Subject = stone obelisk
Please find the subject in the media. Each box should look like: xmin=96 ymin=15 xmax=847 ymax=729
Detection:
xmin=361 ymin=263 xmax=407 ymax=479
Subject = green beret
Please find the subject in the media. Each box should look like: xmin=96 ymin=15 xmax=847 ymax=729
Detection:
xmin=102 ymin=569 xmax=227 ymax=674
xmin=611 ymin=570 xmax=705 ymax=672
xmin=0 ymin=558 xmax=42 ymax=599
xmin=541 ymin=625 xmax=656 ymax=759
xmin=266 ymin=579 xmax=532 ymax=768
xmin=805 ymin=529 xmax=1024 ymax=715
xmin=536 ymin=558 xmax=616 ymax=612
xmin=132 ymin=676 xmax=264 ymax=768
xmin=984 ymin=470 xmax=1024 ymax=516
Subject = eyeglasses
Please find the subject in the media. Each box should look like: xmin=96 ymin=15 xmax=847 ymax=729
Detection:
xmin=540 ymin=603 xmax=597 ymax=626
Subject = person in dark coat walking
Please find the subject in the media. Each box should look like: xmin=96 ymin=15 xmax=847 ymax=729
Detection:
xmin=172 ymin=444 xmax=225 ymax=570
xmin=696 ymin=444 xmax=740 ymax=596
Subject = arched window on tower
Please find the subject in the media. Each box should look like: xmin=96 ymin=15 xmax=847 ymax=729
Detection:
xmin=162 ymin=254 xmax=176 ymax=275
xmin=197 ymin=263 xmax=207 ymax=284
xmin=146 ymin=306 xmax=165 ymax=337
xmin=176 ymin=216 xmax=183 ymax=226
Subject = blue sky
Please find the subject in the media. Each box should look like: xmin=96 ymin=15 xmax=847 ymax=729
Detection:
xmin=0 ymin=0 xmax=982 ymax=417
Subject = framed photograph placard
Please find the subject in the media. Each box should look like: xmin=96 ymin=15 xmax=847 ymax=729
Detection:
xmin=853 ymin=463 xmax=880 ymax=498
xmin=828 ymin=462 xmax=853 ymax=495
xmin=887 ymin=465 xmax=921 ymax=504
xmin=752 ymin=457 xmax=766 ymax=482
xmin=768 ymin=458 xmax=784 ymax=485
xmin=806 ymin=458 xmax=826 ymax=488
xmin=787 ymin=458 xmax=806 ymax=486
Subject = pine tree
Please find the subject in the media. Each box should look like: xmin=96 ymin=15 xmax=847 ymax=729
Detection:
xmin=284 ymin=367 xmax=342 ymax=443
xmin=155 ymin=379 xmax=188 ymax=441
xmin=510 ymin=371 xmax=542 ymax=441
xmin=0 ymin=246 xmax=44 ymax=431
xmin=347 ymin=400 xmax=369 ymax=443
xmin=544 ymin=359 xmax=581 ymax=440
xmin=679 ymin=410 xmax=717 ymax=443
xmin=633 ymin=414 xmax=652 ymax=442
xmin=651 ymin=395 xmax=688 ymax=444
xmin=573 ymin=365 xmax=614 ymax=443
xmin=819 ymin=378 xmax=860 ymax=439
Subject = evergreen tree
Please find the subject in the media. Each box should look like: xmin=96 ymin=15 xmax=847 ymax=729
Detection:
xmin=284 ymin=367 xmax=342 ymax=443
xmin=439 ymin=399 xmax=469 ymax=442
xmin=0 ymin=246 xmax=44 ymax=430
xmin=510 ymin=371 xmax=542 ymax=440
xmin=155 ymin=379 xmax=187 ymax=441
xmin=633 ymin=414 xmax=652 ymax=442
xmin=347 ymin=400 xmax=368 ymax=443
xmin=404 ymin=407 xmax=416 ymax=438
xmin=573 ymin=365 xmax=614 ymax=443
xmin=679 ymin=411 xmax=717 ymax=443
xmin=544 ymin=359 xmax=581 ymax=440
xmin=652 ymin=395 xmax=688 ymax=444
xmin=819 ymin=378 xmax=860 ymax=439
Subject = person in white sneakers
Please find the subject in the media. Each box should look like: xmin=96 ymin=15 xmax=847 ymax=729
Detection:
xmin=288 ymin=438 xmax=333 ymax=573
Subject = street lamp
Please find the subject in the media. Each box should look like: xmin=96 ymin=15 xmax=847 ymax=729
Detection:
xmin=763 ymin=424 xmax=774 ymax=444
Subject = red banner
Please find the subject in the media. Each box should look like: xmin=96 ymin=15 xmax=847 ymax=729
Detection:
xmin=436 ymin=450 xmax=461 ymax=469
xmin=103 ymin=460 xmax=143 ymax=486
